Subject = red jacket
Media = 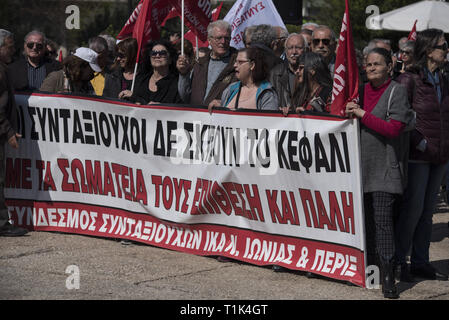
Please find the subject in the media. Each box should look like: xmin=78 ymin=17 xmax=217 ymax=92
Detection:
xmin=396 ymin=67 xmax=449 ymax=164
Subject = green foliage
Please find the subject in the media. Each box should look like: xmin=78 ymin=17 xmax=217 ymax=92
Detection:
xmin=0 ymin=0 xmax=130 ymax=53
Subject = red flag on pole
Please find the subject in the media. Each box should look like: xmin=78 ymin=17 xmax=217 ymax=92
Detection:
xmin=167 ymin=0 xmax=213 ymax=42
xmin=184 ymin=2 xmax=223 ymax=48
xmin=330 ymin=0 xmax=359 ymax=117
xmin=161 ymin=8 xmax=178 ymax=27
xmin=212 ymin=1 xmax=223 ymax=21
xmin=117 ymin=0 xmax=171 ymax=62
xmin=408 ymin=20 xmax=418 ymax=41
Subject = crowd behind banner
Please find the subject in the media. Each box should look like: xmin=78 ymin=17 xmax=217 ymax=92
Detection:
xmin=1 ymin=12 xmax=449 ymax=299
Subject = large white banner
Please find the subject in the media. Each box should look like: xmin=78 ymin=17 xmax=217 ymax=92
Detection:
xmin=223 ymin=0 xmax=286 ymax=49
xmin=6 ymin=93 xmax=366 ymax=287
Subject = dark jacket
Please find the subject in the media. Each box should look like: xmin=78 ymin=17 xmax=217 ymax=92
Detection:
xmin=269 ymin=60 xmax=294 ymax=108
xmin=0 ymin=62 xmax=17 ymax=141
xmin=190 ymin=47 xmax=238 ymax=106
xmin=102 ymin=68 xmax=133 ymax=99
xmin=8 ymin=56 xmax=61 ymax=91
xmin=129 ymin=71 xmax=182 ymax=105
xmin=396 ymin=67 xmax=449 ymax=164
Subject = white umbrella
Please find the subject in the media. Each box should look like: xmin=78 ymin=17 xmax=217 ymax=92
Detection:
xmin=367 ymin=0 xmax=449 ymax=33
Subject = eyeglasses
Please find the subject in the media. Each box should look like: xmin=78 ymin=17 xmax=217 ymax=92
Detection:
xmin=312 ymin=38 xmax=331 ymax=46
xmin=26 ymin=42 xmax=44 ymax=50
xmin=151 ymin=50 xmax=168 ymax=57
xmin=210 ymin=36 xmax=231 ymax=42
xmin=433 ymin=42 xmax=448 ymax=51
xmin=235 ymin=59 xmax=251 ymax=66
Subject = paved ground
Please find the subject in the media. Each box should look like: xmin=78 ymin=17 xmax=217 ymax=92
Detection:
xmin=1 ymin=196 xmax=448 ymax=310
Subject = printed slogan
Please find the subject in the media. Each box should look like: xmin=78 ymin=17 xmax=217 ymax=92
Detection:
xmin=6 ymin=93 xmax=367 ymax=287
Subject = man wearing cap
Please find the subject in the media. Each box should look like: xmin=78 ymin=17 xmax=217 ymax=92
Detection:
xmin=40 ymin=47 xmax=101 ymax=94
xmin=8 ymin=30 xmax=61 ymax=91
xmin=0 ymin=29 xmax=28 ymax=236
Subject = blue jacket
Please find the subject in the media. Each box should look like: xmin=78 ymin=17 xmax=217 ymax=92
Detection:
xmin=220 ymin=80 xmax=279 ymax=111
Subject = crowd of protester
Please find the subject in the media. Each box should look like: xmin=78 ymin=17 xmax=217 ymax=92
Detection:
xmin=1 ymin=17 xmax=449 ymax=299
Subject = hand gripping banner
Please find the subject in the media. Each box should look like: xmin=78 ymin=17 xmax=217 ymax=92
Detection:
xmin=7 ymin=93 xmax=367 ymax=287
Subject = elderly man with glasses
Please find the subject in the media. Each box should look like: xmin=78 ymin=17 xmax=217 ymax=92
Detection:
xmin=177 ymin=20 xmax=237 ymax=110
xmin=311 ymin=25 xmax=337 ymax=76
xmin=8 ymin=30 xmax=61 ymax=91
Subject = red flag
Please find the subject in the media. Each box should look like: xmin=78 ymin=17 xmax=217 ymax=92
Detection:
xmin=330 ymin=0 xmax=359 ymax=117
xmin=161 ymin=8 xmax=178 ymax=27
xmin=167 ymin=0 xmax=213 ymax=42
xmin=408 ymin=20 xmax=418 ymax=41
xmin=212 ymin=2 xmax=223 ymax=21
xmin=184 ymin=2 xmax=223 ymax=48
xmin=117 ymin=0 xmax=171 ymax=62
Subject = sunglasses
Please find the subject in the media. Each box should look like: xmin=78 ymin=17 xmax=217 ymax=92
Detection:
xmin=400 ymin=50 xmax=412 ymax=55
xmin=434 ymin=42 xmax=448 ymax=51
xmin=312 ymin=38 xmax=331 ymax=46
xmin=26 ymin=42 xmax=44 ymax=50
xmin=116 ymin=52 xmax=125 ymax=59
xmin=151 ymin=50 xmax=168 ymax=57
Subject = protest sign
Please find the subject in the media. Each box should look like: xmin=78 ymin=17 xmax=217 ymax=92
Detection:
xmin=7 ymin=93 xmax=367 ymax=287
xmin=223 ymin=0 xmax=286 ymax=49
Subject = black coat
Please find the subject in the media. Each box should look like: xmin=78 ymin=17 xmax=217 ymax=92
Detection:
xmin=102 ymin=68 xmax=133 ymax=100
xmin=8 ymin=56 xmax=61 ymax=91
xmin=129 ymin=71 xmax=182 ymax=105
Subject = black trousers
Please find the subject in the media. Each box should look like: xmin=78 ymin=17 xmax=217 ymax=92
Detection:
xmin=364 ymin=192 xmax=398 ymax=266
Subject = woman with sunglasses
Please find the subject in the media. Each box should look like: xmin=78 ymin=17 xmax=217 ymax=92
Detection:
xmin=103 ymin=38 xmax=137 ymax=99
xmin=120 ymin=40 xmax=181 ymax=104
xmin=394 ymin=40 xmax=415 ymax=77
xmin=291 ymin=52 xmax=332 ymax=114
xmin=394 ymin=29 xmax=449 ymax=283
xmin=218 ymin=46 xmax=279 ymax=111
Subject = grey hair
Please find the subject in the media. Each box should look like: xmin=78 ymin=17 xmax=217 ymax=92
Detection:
xmin=88 ymin=36 xmax=109 ymax=53
xmin=313 ymin=25 xmax=337 ymax=42
xmin=0 ymin=29 xmax=13 ymax=47
xmin=401 ymin=40 xmax=415 ymax=52
xmin=286 ymin=33 xmax=309 ymax=49
xmin=98 ymin=34 xmax=116 ymax=53
xmin=207 ymin=20 xmax=231 ymax=38
xmin=243 ymin=25 xmax=257 ymax=44
xmin=367 ymin=38 xmax=391 ymax=50
xmin=250 ymin=24 xmax=277 ymax=48
xmin=278 ymin=27 xmax=289 ymax=39
xmin=301 ymin=22 xmax=319 ymax=31
xmin=24 ymin=30 xmax=46 ymax=43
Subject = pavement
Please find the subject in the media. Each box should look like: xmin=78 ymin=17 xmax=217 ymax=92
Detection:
xmin=1 ymin=195 xmax=448 ymax=309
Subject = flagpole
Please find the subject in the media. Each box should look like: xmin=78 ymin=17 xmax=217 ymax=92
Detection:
xmin=195 ymin=36 xmax=199 ymax=60
xmin=181 ymin=0 xmax=185 ymax=56
xmin=131 ymin=62 xmax=138 ymax=93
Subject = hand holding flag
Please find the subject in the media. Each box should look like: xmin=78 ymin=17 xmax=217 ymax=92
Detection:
xmin=330 ymin=0 xmax=359 ymax=117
